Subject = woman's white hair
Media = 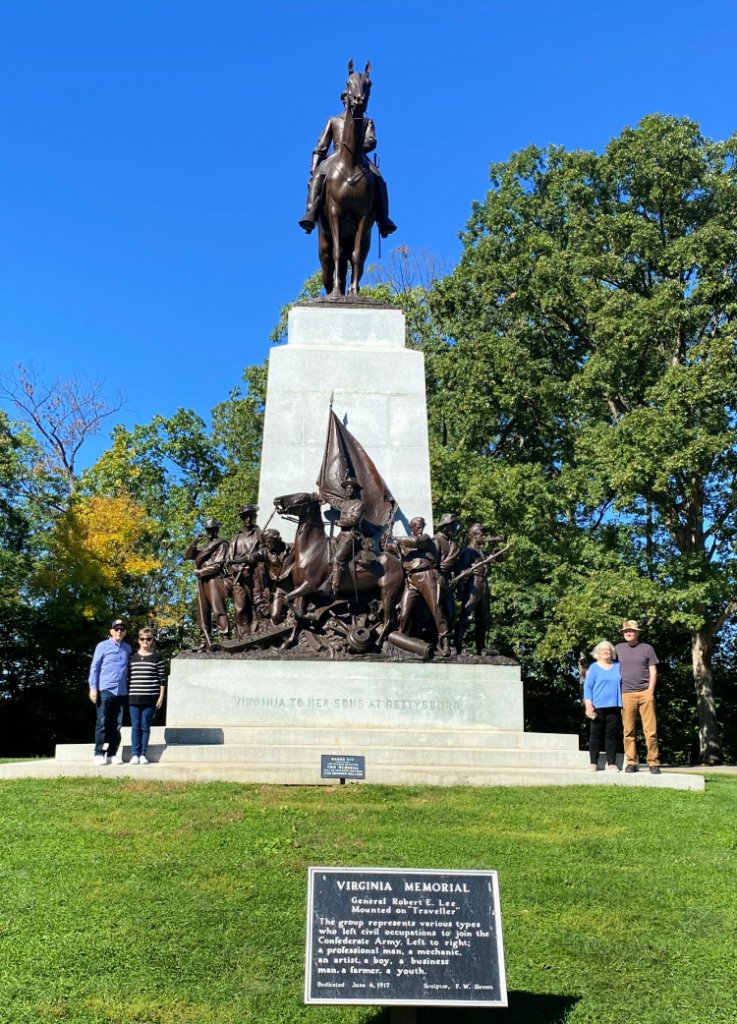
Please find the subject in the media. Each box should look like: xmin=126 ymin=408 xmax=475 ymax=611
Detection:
xmin=591 ymin=640 xmax=617 ymax=660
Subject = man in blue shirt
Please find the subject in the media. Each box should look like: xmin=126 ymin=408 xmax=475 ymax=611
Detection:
xmin=89 ymin=618 xmax=132 ymax=765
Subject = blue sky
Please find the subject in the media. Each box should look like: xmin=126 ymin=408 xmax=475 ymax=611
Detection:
xmin=2 ymin=0 xmax=736 ymax=465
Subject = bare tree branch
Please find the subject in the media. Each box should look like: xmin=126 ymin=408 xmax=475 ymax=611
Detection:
xmin=0 ymin=364 xmax=126 ymax=488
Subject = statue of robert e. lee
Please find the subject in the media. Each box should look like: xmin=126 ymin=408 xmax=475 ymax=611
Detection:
xmin=299 ymin=64 xmax=396 ymax=239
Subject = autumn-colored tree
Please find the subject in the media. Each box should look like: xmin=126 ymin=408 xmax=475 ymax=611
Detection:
xmin=38 ymin=493 xmax=160 ymax=624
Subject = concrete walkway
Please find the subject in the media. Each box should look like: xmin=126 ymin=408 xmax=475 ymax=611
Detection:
xmin=0 ymin=757 xmax=707 ymax=790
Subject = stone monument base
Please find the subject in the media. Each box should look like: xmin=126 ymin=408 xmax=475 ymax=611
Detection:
xmin=114 ymin=657 xmax=593 ymax=785
xmin=39 ymin=659 xmax=705 ymax=790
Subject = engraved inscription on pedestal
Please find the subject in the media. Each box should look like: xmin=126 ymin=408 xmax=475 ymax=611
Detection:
xmin=167 ymin=660 xmax=524 ymax=732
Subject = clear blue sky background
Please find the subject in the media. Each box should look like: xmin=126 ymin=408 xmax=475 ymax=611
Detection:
xmin=2 ymin=0 xmax=736 ymax=465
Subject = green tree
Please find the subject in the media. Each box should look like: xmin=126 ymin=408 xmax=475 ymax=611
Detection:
xmin=209 ymin=363 xmax=267 ymax=533
xmin=83 ymin=370 xmax=266 ymax=640
xmin=84 ymin=408 xmax=224 ymax=635
xmin=430 ymin=115 xmax=737 ymax=763
xmin=0 ymin=409 xmax=102 ymax=756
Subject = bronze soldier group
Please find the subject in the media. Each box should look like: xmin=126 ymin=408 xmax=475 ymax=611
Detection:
xmin=185 ymin=497 xmax=506 ymax=659
xmin=185 ymin=507 xmax=293 ymax=651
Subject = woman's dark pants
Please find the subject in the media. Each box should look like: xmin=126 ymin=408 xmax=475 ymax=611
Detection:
xmin=589 ymin=706 xmax=621 ymax=765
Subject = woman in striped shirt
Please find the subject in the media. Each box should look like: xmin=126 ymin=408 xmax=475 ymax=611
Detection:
xmin=128 ymin=628 xmax=166 ymax=765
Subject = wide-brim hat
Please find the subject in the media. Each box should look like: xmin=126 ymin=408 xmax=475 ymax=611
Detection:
xmin=341 ymin=476 xmax=360 ymax=489
xmin=621 ymin=619 xmax=642 ymax=633
xmin=238 ymin=503 xmax=258 ymax=516
xmin=436 ymin=512 xmax=460 ymax=529
xmin=203 ymin=517 xmax=220 ymax=530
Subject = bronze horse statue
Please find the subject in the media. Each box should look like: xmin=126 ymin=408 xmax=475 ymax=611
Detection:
xmin=273 ymin=492 xmax=403 ymax=645
xmin=319 ymin=60 xmax=375 ymax=298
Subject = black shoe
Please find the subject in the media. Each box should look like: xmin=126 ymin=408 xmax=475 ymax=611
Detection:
xmin=378 ymin=218 xmax=397 ymax=238
xmin=625 ymin=765 xmax=639 ymax=773
xmin=649 ymin=766 xmax=661 ymax=775
xmin=299 ymin=216 xmax=315 ymax=234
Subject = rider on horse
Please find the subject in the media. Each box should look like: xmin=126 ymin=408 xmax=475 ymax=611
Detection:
xmin=299 ymin=63 xmax=397 ymax=239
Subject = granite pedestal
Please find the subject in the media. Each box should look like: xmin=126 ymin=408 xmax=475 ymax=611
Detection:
xmin=257 ymin=303 xmax=433 ymax=540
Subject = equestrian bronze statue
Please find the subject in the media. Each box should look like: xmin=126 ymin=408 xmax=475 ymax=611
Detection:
xmin=299 ymin=60 xmax=396 ymax=297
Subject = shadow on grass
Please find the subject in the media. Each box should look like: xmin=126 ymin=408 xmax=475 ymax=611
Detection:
xmin=372 ymin=990 xmax=580 ymax=1023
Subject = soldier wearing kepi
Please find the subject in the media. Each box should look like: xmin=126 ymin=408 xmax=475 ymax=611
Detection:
xmin=298 ymin=64 xmax=397 ymax=238
xmin=396 ymin=516 xmax=451 ymax=657
xmin=330 ymin=477 xmax=367 ymax=594
xmin=227 ymin=504 xmax=264 ymax=640
xmin=184 ymin=517 xmax=230 ymax=650
xmin=615 ymin=619 xmax=661 ymax=774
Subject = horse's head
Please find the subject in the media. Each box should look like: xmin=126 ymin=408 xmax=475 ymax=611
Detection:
xmin=342 ymin=59 xmax=372 ymax=117
xmin=273 ymin=492 xmax=321 ymax=519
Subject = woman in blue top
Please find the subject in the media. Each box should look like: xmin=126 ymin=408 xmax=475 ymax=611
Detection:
xmin=583 ymin=641 xmax=622 ymax=772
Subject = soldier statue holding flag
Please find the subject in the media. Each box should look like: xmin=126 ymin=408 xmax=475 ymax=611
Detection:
xmin=316 ymin=402 xmax=396 ymax=593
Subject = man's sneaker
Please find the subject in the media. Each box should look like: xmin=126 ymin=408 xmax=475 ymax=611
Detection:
xmin=625 ymin=764 xmax=639 ymax=773
xmin=139 ymin=755 xmax=150 ymax=765
xmin=110 ymin=754 xmax=124 ymax=765
xmin=649 ymin=766 xmax=662 ymax=775
xmin=587 ymin=763 xmax=598 ymax=772
xmin=93 ymin=754 xmax=107 ymax=765
xmin=607 ymin=764 xmax=621 ymax=772
xmin=129 ymin=755 xmax=140 ymax=765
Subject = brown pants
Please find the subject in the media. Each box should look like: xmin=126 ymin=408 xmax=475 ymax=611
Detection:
xmin=622 ymin=691 xmax=660 ymax=766
xmin=399 ymin=570 xmax=449 ymax=643
xmin=198 ymin=577 xmax=230 ymax=641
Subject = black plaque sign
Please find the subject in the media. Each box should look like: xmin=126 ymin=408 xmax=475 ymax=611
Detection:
xmin=305 ymin=867 xmax=507 ymax=1007
xmin=321 ymin=755 xmax=366 ymax=780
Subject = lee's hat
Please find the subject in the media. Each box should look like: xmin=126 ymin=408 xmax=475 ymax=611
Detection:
xmin=621 ymin=619 xmax=642 ymax=633
xmin=238 ymin=503 xmax=258 ymax=516
xmin=204 ymin=517 xmax=220 ymax=529
xmin=341 ymin=476 xmax=360 ymax=489
xmin=111 ymin=618 xmax=126 ymax=629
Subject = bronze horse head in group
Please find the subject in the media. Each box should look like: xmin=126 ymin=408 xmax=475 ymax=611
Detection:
xmin=273 ymin=490 xmax=403 ymax=646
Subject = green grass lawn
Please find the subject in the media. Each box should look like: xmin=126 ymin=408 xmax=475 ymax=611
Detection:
xmin=0 ymin=778 xmax=735 ymax=1024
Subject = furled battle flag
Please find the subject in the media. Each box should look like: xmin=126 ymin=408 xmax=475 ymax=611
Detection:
xmin=317 ymin=407 xmax=395 ymax=535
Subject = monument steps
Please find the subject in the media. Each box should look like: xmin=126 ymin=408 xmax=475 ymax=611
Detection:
xmin=55 ymin=724 xmax=588 ymax=770
xmin=156 ymin=743 xmax=587 ymax=770
xmin=55 ymin=725 xmax=581 ymax=759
